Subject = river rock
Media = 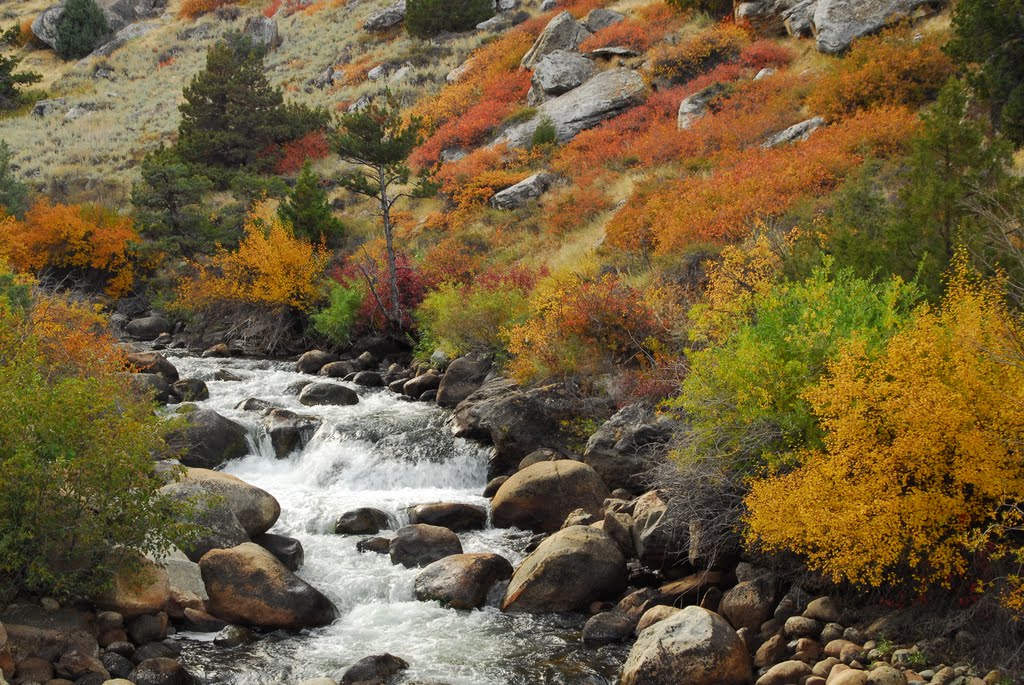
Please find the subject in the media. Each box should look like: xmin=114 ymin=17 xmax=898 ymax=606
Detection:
xmin=0 ymin=604 xmax=99 ymax=663
xmin=253 ymin=533 xmax=304 ymax=571
xmin=125 ymin=316 xmax=171 ymax=341
xmin=757 ymin=660 xmax=814 ymax=685
xmin=719 ymin=576 xmax=780 ymax=630
xmin=14 ymin=655 xmax=53 ymax=682
xmin=164 ymin=408 xmax=248 ymax=469
xmin=389 ymin=524 xmax=463 ymax=568
xmin=490 ymin=172 xmax=557 ymax=210
xmin=171 ymin=379 xmax=208 ymax=402
xmin=583 ymin=610 xmax=635 ymax=646
xmin=436 ymin=353 xmax=492 ymax=407
xmin=403 ymin=371 xmax=441 ymax=398
xmin=583 ymin=402 xmax=672 ymax=491
xmin=501 ymin=525 xmax=626 ymax=612
xmin=340 ymin=653 xmax=409 ymax=684
xmin=296 ymin=350 xmax=338 ymax=374
xmin=483 ymin=476 xmax=508 ymax=498
xmin=495 ymin=69 xmax=647 ymax=148
xmin=96 ymin=556 xmax=170 ymax=619
xmin=528 ymin=50 xmax=595 ymax=104
xmin=407 ymin=502 xmax=487 ymax=532
xmin=492 ymin=460 xmax=608 ymax=533
xmin=263 ymin=409 xmax=320 ymax=459
xmin=637 ymin=605 xmax=682 ymax=634
xmin=631 ymin=490 xmax=686 ymax=566
xmin=200 ymin=543 xmax=338 ymax=629
xmin=161 ymin=469 xmax=281 ymax=560
xmin=353 ymin=371 xmax=384 ymax=387
xmin=128 ymin=657 xmax=194 ymax=685
xmin=620 ymin=605 xmax=752 ymax=685
xmin=414 ymin=553 xmax=514 ymax=609
xmin=130 ymin=373 xmax=177 ymax=404
xmin=678 ymin=82 xmax=729 ymax=130
xmin=363 ymin=0 xmax=406 ymax=31
xmin=335 ymin=508 xmax=392 ymax=535
xmin=319 ymin=361 xmax=355 ymax=378
xmin=124 ymin=352 xmax=179 ymax=383
xmin=521 ymin=11 xmax=592 ymax=68
xmin=813 ymin=0 xmax=935 ymax=54
xmin=55 ymin=650 xmax=108 ymax=680
xmin=356 ymin=536 xmax=391 ymax=554
xmin=299 ymin=382 xmax=359 ymax=406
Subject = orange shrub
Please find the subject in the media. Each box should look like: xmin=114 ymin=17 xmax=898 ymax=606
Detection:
xmin=606 ymin=107 xmax=919 ymax=255
xmin=1 ymin=201 xmax=137 ymax=297
xmin=179 ymin=0 xmax=235 ymax=19
xmin=647 ymin=21 xmax=749 ymax=84
xmin=580 ymin=20 xmax=652 ymax=52
xmin=738 ymin=40 xmax=795 ymax=70
xmin=543 ymin=183 xmax=613 ymax=234
xmin=807 ymin=28 xmax=953 ymax=121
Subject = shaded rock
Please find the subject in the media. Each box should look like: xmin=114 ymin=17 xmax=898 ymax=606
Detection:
xmin=813 ymin=0 xmax=936 ymax=54
xmin=528 ymin=50 xmax=595 ymax=104
xmin=356 ymin=537 xmax=391 ymax=554
xmin=319 ymin=361 xmax=355 ymax=378
xmin=583 ymin=402 xmax=672 ymax=491
xmin=182 ymin=609 xmax=225 ymax=632
xmin=482 ymin=476 xmax=508 ymax=498
xmin=519 ymin=448 xmax=563 ymax=469
xmin=620 ymin=606 xmax=753 ymax=685
xmin=243 ymin=15 xmax=281 ymax=50
xmin=521 ymin=11 xmax=592 ymax=68
xmin=299 ymin=383 xmax=359 ymax=407
xmin=171 ymin=379 xmax=208 ymax=402
xmin=757 ymin=660 xmax=813 ymax=685
xmin=1 ymin=604 xmax=98 ymax=663
xmin=125 ymin=317 xmax=171 ymax=341
xmin=658 ymin=570 xmax=724 ymax=606
xmin=403 ymin=372 xmax=441 ymax=398
xmin=501 ymin=525 xmax=626 ymax=612
xmin=495 ymin=69 xmax=647 ymax=148
xmin=15 ymin=655 xmax=54 ymax=683
xmin=127 ymin=657 xmax=193 ymax=685
xmin=200 ymin=543 xmax=338 ymax=629
xmin=631 ymin=490 xmax=686 ymax=566
xmin=129 ymin=373 xmax=177 ymax=404
xmin=678 ymin=82 xmax=729 ymax=130
xmin=263 ymin=409 xmax=320 ymax=459
xmin=584 ymin=7 xmax=625 ymax=31
xmin=414 ymin=553 xmax=514 ymax=609
xmin=252 ymin=533 xmax=304 ymax=571
xmin=364 ymin=0 xmax=406 ymax=31
xmin=719 ymin=576 xmax=780 ymax=631
xmin=353 ymin=371 xmax=384 ymax=387
xmin=96 ymin=556 xmax=170 ymax=619
xmin=804 ymin=596 xmax=842 ymax=623
xmin=490 ymin=173 xmax=557 ymax=209
xmin=492 ymin=460 xmax=608 ymax=533
xmin=165 ymin=408 xmax=248 ymax=470
xmin=124 ymin=352 xmax=179 ymax=383
xmin=636 ymin=605 xmax=682 ymax=634
xmin=762 ymin=116 xmax=825 ymax=147
xmin=55 ymin=651 xmax=107 ymax=680
xmin=340 ymin=654 xmax=408 ymax=685
xmin=212 ymin=625 xmax=253 ymax=648
xmin=237 ymin=397 xmax=275 ymax=412
xmin=335 ymin=508 xmax=392 ymax=535
xmin=296 ymin=351 xmax=338 ymax=374
xmin=783 ymin=0 xmax=817 ymax=36
xmin=389 ymin=524 xmax=463 ymax=568
xmin=583 ymin=611 xmax=634 ymax=646
xmin=436 ymin=353 xmax=492 ymax=407
xmin=407 ymin=503 xmax=487 ymax=532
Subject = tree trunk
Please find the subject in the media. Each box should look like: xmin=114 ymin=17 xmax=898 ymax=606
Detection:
xmin=379 ymin=164 xmax=403 ymax=331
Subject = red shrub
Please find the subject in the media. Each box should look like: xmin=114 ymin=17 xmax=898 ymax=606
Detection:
xmin=273 ymin=131 xmax=331 ymax=175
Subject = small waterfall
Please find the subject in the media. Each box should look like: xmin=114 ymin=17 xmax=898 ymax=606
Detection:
xmin=165 ymin=354 xmax=627 ymax=685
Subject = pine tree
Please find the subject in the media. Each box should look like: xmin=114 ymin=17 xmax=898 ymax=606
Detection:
xmin=131 ymin=146 xmax=214 ymax=257
xmin=278 ymin=162 xmax=344 ymax=245
xmin=55 ymin=0 xmax=110 ymax=60
xmin=0 ymin=140 xmax=28 ymax=217
xmin=0 ymin=52 xmax=41 ymax=109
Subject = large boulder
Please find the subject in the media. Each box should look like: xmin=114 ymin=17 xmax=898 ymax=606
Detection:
xmin=492 ymin=460 xmax=609 ymax=533
xmin=164 ymin=408 xmax=249 ymax=469
xmin=631 ymin=490 xmax=687 ymax=567
xmin=407 ymin=502 xmax=487 ymax=532
xmin=199 ymin=543 xmax=338 ymax=629
xmin=528 ymin=50 xmax=596 ymax=104
xmin=389 ymin=524 xmax=463 ymax=568
xmin=96 ymin=556 xmax=171 ymax=619
xmin=436 ymin=353 xmax=492 ymax=407
xmin=501 ymin=525 xmax=626 ymax=613
xmin=495 ymin=69 xmax=647 ymax=148
xmin=161 ymin=469 xmax=280 ymax=561
xmin=124 ymin=352 xmax=179 ymax=383
xmin=296 ymin=350 xmax=338 ymax=374
xmin=414 ymin=553 xmax=514 ymax=609
xmin=252 ymin=533 xmax=304 ymax=571
xmin=243 ymin=15 xmax=281 ymax=50
xmin=719 ymin=576 xmax=780 ymax=631
xmin=490 ymin=173 xmax=557 ymax=210
xmin=583 ymin=402 xmax=673 ymax=491
xmin=128 ymin=657 xmax=194 ymax=685
xmin=452 ymin=378 xmax=613 ymax=477
xmin=263 ymin=409 xmax=320 ymax=459
xmin=299 ymin=382 xmax=359 ymax=407
xmin=124 ymin=316 xmax=171 ymax=341
xmin=813 ymin=0 xmax=937 ymax=54
xmin=364 ymin=0 xmax=406 ymax=31
xmin=521 ymin=11 xmax=592 ymax=68
xmin=0 ymin=604 xmax=99 ymax=663
xmin=335 ymin=507 xmax=392 ymax=535
xmin=620 ymin=606 xmax=753 ymax=685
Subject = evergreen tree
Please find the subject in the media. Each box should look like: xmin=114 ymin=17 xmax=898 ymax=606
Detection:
xmin=0 ymin=141 xmax=28 ymax=217
xmin=405 ymin=0 xmax=494 ymax=37
xmin=0 ymin=45 xmax=41 ymax=109
xmin=279 ymin=162 xmax=344 ymax=245
xmin=55 ymin=0 xmax=110 ymax=60
xmin=131 ymin=146 xmax=214 ymax=257
xmin=176 ymin=34 xmax=328 ymax=177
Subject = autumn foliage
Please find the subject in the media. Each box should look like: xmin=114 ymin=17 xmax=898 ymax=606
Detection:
xmin=178 ymin=0 xmax=236 ymax=19
xmin=647 ymin=22 xmax=749 ymax=84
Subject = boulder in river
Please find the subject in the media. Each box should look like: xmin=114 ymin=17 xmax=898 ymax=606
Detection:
xmin=124 ymin=352 xmax=179 ymax=383
xmin=296 ymin=350 xmax=339 ymax=374
xmin=340 ymin=653 xmax=409 ymax=684
xmin=619 ymin=606 xmax=752 ymax=685
xmin=200 ymin=543 xmax=338 ymax=629
xmin=407 ymin=502 xmax=487 ymax=532
xmin=299 ymin=382 xmax=359 ymax=407
xmin=389 ymin=524 xmax=463 ymax=568
xmin=125 ymin=316 xmax=171 ymax=341
xmin=164 ymin=407 xmax=249 ymax=469
xmin=263 ymin=409 xmax=320 ymax=459
xmin=414 ymin=553 xmax=514 ymax=610
xmin=335 ymin=507 xmax=392 ymax=535
xmin=501 ymin=525 xmax=626 ymax=613
xmin=492 ymin=460 xmax=609 ymax=533
xmin=172 ymin=379 xmax=209 ymax=402
xmin=252 ymin=533 xmax=305 ymax=571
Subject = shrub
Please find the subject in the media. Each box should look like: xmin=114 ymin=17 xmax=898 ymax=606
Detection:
xmin=664 ymin=0 xmax=733 ymax=16
xmin=808 ymin=28 xmax=953 ymax=122
xmin=0 ymin=277 xmax=190 ymax=601
xmin=312 ymin=283 xmax=363 ymax=346
xmin=0 ymin=53 xmax=42 ymax=109
xmin=406 ymin=0 xmax=494 ymax=37
xmin=273 ymin=130 xmax=331 ymax=175
xmin=647 ymin=22 xmax=748 ymax=84
xmin=531 ymin=116 xmax=557 ymax=148
xmin=179 ymin=0 xmax=235 ymax=19
xmin=278 ymin=161 xmax=344 ymax=245
xmin=55 ymin=0 xmax=110 ymax=60
xmin=745 ymin=261 xmax=1024 ymax=605
xmin=0 ymin=141 xmax=28 ymax=216
xmin=580 ymin=20 xmax=653 ymax=52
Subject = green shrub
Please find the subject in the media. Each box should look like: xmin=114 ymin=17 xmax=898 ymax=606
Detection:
xmin=55 ymin=0 xmax=110 ymax=60
xmin=0 ymin=140 xmax=28 ymax=217
xmin=406 ymin=0 xmax=494 ymax=38
xmin=415 ymin=282 xmax=531 ymax=359
xmin=531 ymin=116 xmax=558 ymax=148
xmin=312 ymin=284 xmax=363 ymax=347
xmin=664 ymin=0 xmax=732 ymax=16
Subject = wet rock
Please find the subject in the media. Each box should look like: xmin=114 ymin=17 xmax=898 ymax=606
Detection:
xmin=132 ymin=641 xmax=178 ymax=663
xmin=171 ymin=379 xmax=208 ymax=402
xmin=263 ymin=409 xmax=320 ymax=459
xmin=389 ymin=524 xmax=464 ymax=568
xmin=126 ymin=316 xmax=171 ymax=341
xmin=482 ymin=476 xmax=508 ymax=498
xmin=356 ymin=537 xmax=392 ymax=554
xmin=319 ymin=361 xmax=355 ymax=378
xmin=252 ymin=533 xmax=304 ymax=571
xmin=353 ymin=371 xmax=385 ymax=387
xmin=335 ymin=508 xmax=392 ymax=535
xmin=200 ymin=543 xmax=338 ymax=629
xmin=407 ymin=503 xmax=487 ymax=532
xmin=296 ymin=351 xmax=339 ymax=375
xmin=126 ymin=614 xmax=166 ymax=645
xmin=340 ymin=653 xmax=408 ymax=684
xmin=124 ymin=352 xmax=179 ymax=383
xmin=521 ymin=11 xmax=592 ymax=68
xmin=182 ymin=608 xmax=226 ymax=633
xmin=165 ymin=408 xmax=248 ymax=470
xmin=583 ymin=402 xmax=673 ymax=491
xmin=436 ymin=353 xmax=492 ymax=408
xmin=212 ymin=625 xmax=254 ymax=648
xmin=403 ymin=371 xmax=441 ymax=399
xmin=492 ymin=460 xmax=608 ymax=533
xmin=414 ymin=553 xmax=514 ymax=609
xmin=299 ymin=383 xmax=359 ymax=407
xmin=501 ymin=525 xmax=626 ymax=613
xmin=214 ymin=369 xmax=243 ymax=382
xmin=620 ymin=606 xmax=753 ymax=685
xmin=583 ymin=611 xmax=634 ymax=646
xmin=490 ymin=172 xmax=557 ymax=209
xmin=128 ymin=657 xmax=194 ymax=685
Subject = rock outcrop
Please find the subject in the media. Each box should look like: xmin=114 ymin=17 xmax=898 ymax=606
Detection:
xmin=364 ymin=0 xmax=406 ymax=31
xmin=490 ymin=172 xmax=558 ymax=209
xmin=528 ymin=50 xmax=596 ymax=104
xmin=583 ymin=402 xmax=673 ymax=491
xmin=520 ymin=12 xmax=592 ymax=68
xmin=813 ymin=0 xmax=938 ymax=54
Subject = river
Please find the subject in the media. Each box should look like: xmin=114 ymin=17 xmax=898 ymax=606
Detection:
xmin=162 ymin=354 xmax=628 ymax=685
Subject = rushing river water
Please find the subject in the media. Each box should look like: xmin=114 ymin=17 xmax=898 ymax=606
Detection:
xmin=163 ymin=355 xmax=628 ymax=685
